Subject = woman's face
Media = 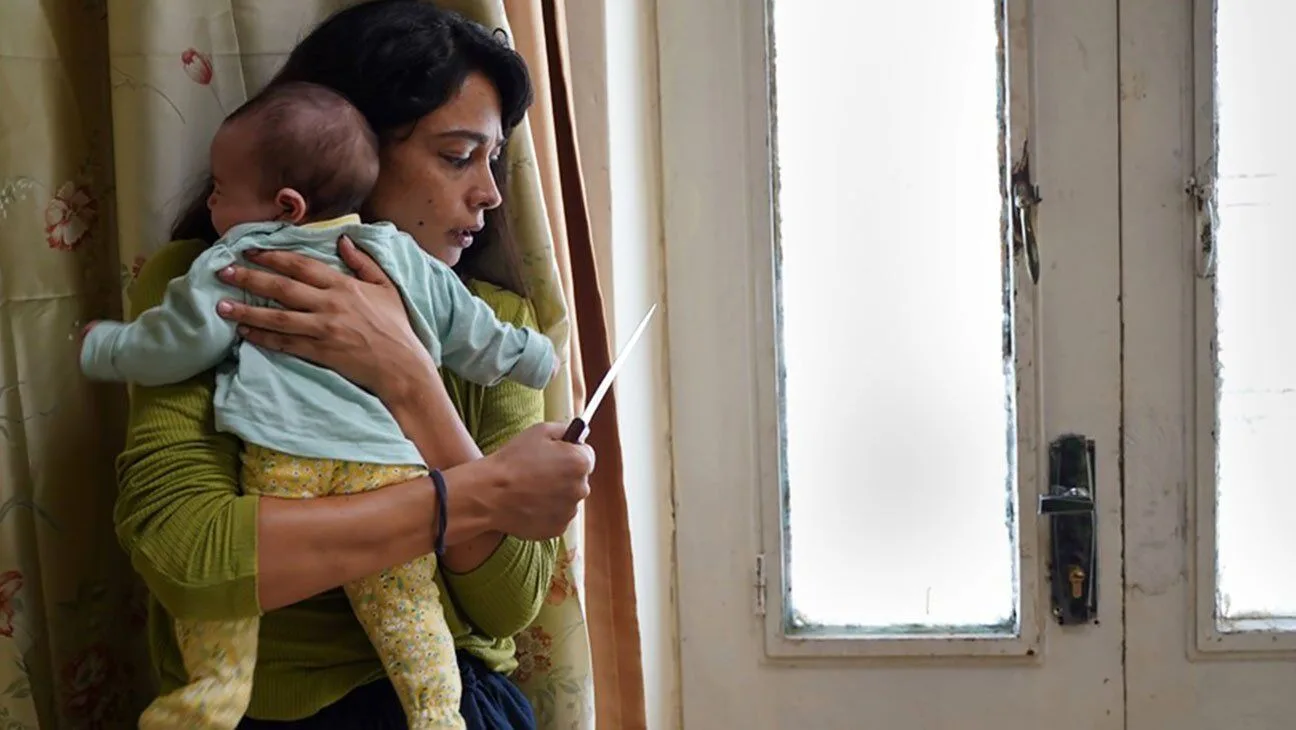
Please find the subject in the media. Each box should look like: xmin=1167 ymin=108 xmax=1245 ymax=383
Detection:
xmin=366 ymin=72 xmax=507 ymax=267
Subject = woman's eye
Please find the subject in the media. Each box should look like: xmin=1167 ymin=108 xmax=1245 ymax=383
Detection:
xmin=442 ymin=154 xmax=472 ymax=169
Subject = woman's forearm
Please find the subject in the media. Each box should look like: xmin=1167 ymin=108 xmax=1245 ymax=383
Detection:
xmin=381 ymin=363 xmax=508 ymax=574
xmin=255 ymin=456 xmax=502 ymax=611
xmin=385 ymin=359 xmax=485 ymax=467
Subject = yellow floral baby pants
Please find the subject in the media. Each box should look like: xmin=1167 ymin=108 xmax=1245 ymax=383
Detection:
xmin=138 ymin=444 xmax=464 ymax=730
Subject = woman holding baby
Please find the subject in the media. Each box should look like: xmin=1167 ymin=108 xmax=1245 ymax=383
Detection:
xmin=115 ymin=1 xmax=593 ymax=728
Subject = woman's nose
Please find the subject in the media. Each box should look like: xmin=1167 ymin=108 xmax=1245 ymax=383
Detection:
xmin=471 ymin=168 xmax=503 ymax=211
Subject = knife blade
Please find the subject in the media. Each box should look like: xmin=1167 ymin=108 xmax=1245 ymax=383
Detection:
xmin=561 ymin=303 xmax=657 ymax=443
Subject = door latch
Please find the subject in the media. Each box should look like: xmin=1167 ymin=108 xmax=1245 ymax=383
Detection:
xmin=1038 ymin=435 xmax=1097 ymax=625
xmin=1011 ymin=143 xmax=1042 ymax=285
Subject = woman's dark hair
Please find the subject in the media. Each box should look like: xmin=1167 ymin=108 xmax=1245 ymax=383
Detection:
xmin=171 ymin=0 xmax=535 ymax=294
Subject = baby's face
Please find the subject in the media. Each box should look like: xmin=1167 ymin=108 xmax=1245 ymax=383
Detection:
xmin=207 ymin=121 xmax=283 ymax=237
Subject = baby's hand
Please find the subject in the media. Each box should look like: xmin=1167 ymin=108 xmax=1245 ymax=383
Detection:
xmin=75 ymin=321 xmax=100 ymax=370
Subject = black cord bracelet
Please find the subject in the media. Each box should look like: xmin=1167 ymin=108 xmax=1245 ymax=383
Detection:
xmin=430 ymin=469 xmax=448 ymax=558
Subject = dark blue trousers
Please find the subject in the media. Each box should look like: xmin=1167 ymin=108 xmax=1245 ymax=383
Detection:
xmin=236 ymin=650 xmax=537 ymax=730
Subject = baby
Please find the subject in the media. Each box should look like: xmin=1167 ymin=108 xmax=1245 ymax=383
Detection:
xmin=81 ymin=82 xmax=557 ymax=730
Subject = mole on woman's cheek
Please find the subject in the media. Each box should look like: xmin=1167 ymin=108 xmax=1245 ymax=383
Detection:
xmin=417 ymin=220 xmax=425 ymax=227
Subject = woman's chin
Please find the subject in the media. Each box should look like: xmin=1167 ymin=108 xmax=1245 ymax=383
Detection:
xmin=439 ymin=247 xmax=463 ymax=267
xmin=417 ymin=240 xmax=462 ymax=267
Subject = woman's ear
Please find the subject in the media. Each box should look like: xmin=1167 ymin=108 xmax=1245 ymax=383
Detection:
xmin=274 ymin=188 xmax=308 ymax=224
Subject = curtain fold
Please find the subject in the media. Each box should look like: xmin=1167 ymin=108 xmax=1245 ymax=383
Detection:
xmin=538 ymin=0 xmax=648 ymax=725
xmin=499 ymin=0 xmax=586 ymax=419
xmin=0 ymin=2 xmax=642 ymax=728
xmin=1 ymin=3 xmax=151 ymax=729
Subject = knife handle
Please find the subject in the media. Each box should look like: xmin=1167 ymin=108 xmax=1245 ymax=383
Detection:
xmin=561 ymin=418 xmax=588 ymax=444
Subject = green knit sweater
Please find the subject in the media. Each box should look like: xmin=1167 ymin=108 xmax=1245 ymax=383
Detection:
xmin=114 ymin=240 xmax=559 ymax=721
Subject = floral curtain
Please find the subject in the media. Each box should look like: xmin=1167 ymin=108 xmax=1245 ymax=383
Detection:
xmin=0 ymin=1 xmax=610 ymax=728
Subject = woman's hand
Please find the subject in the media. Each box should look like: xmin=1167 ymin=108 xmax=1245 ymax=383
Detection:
xmin=470 ymin=422 xmax=596 ymax=540
xmin=214 ymin=237 xmax=432 ymax=401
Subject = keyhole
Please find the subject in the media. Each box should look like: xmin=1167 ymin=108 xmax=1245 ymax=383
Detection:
xmin=1068 ymin=565 xmax=1086 ymax=599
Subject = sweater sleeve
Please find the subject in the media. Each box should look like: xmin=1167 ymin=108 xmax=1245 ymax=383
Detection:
xmin=442 ymin=282 xmax=560 ymax=639
xmin=114 ymin=240 xmax=261 ymax=622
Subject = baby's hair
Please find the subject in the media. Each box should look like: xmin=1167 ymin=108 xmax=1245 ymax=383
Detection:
xmin=224 ymin=81 xmax=380 ymax=221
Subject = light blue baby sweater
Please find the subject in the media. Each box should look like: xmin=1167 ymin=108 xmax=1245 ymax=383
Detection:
xmin=81 ymin=215 xmax=556 ymax=466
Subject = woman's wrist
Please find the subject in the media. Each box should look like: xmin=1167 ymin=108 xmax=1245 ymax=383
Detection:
xmin=377 ymin=348 xmax=440 ymax=410
xmin=438 ymin=456 xmax=510 ymax=547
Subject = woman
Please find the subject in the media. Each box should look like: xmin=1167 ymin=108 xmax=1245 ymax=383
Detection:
xmin=115 ymin=2 xmax=591 ymax=727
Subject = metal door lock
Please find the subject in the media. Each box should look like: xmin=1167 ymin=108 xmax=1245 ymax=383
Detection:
xmin=1038 ymin=435 xmax=1097 ymax=625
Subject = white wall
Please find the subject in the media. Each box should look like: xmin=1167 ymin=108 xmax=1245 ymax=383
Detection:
xmin=566 ymin=0 xmax=680 ymax=727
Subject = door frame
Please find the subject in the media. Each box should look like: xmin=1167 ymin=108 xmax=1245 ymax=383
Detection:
xmin=1120 ymin=0 xmax=1296 ymax=725
xmin=659 ymin=0 xmax=1124 ymax=726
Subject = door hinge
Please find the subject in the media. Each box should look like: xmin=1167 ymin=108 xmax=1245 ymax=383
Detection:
xmin=754 ymin=553 xmax=767 ymax=616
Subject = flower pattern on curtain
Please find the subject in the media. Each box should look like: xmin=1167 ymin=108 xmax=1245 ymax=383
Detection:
xmin=0 ymin=1 xmax=594 ymax=728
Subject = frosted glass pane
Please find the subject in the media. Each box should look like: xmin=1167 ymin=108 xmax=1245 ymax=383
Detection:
xmin=774 ymin=1 xmax=1016 ymax=632
xmin=1214 ymin=0 xmax=1296 ymax=624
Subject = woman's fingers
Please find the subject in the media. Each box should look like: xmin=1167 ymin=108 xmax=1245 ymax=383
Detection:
xmin=244 ymin=248 xmax=347 ymax=289
xmin=337 ymin=236 xmax=393 ymax=286
xmin=481 ymin=422 xmax=597 ymax=539
xmin=213 ymin=239 xmax=421 ymax=395
xmin=217 ymin=299 xmax=324 ymax=337
xmin=218 ymin=264 xmax=328 ymax=311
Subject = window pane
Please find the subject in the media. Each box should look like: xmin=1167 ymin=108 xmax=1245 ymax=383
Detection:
xmin=1214 ymin=0 xmax=1296 ymax=625
xmin=773 ymin=1 xmax=1015 ymax=633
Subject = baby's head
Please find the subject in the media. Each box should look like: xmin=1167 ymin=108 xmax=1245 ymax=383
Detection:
xmin=207 ymin=81 xmax=379 ymax=236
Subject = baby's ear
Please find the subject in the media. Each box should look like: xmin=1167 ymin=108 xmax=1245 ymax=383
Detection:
xmin=274 ymin=188 xmax=308 ymax=224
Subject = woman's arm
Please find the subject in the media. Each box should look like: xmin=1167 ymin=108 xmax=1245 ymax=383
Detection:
xmin=117 ymin=243 xmax=592 ymax=618
xmin=255 ymin=418 xmax=584 ymax=612
xmin=117 ymin=373 xmax=497 ymax=618
xmin=379 ymin=364 xmax=506 ymax=574
xmin=377 ymin=356 xmax=560 ymax=640
xmin=253 ymin=455 xmax=502 ymax=611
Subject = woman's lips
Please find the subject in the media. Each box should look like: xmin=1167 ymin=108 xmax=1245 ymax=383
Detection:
xmin=451 ymin=229 xmax=474 ymax=248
